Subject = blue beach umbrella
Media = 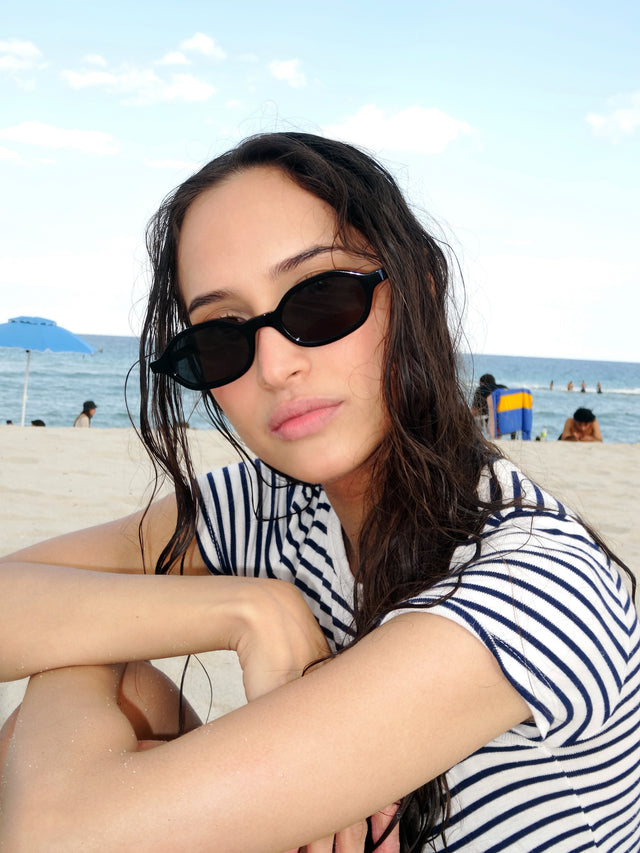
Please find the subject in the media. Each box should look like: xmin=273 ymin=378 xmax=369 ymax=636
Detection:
xmin=0 ymin=316 xmax=96 ymax=426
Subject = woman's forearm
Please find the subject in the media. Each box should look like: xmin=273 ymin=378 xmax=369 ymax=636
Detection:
xmin=0 ymin=563 xmax=246 ymax=681
xmin=1 ymin=614 xmax=529 ymax=853
xmin=0 ymin=564 xmax=329 ymax=693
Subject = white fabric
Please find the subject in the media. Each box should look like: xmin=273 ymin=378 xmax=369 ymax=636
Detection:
xmin=196 ymin=458 xmax=640 ymax=851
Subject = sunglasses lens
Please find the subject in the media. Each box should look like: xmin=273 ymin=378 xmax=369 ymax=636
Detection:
xmin=155 ymin=270 xmax=383 ymax=390
xmin=282 ymin=274 xmax=368 ymax=343
xmin=171 ymin=324 xmax=251 ymax=388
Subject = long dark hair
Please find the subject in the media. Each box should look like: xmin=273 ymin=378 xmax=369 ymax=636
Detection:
xmin=137 ymin=132 xmax=633 ymax=850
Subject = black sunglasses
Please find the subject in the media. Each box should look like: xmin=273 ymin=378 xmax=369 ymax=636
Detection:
xmin=150 ymin=268 xmax=387 ymax=390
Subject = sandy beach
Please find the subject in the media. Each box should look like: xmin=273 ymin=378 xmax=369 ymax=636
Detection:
xmin=1 ymin=427 xmax=639 ymax=726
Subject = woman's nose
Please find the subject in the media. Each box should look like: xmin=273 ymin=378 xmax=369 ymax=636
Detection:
xmin=253 ymin=326 xmax=311 ymax=389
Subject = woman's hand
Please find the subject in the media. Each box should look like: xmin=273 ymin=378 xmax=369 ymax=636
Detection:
xmin=233 ymin=581 xmax=399 ymax=850
xmin=232 ymin=578 xmax=331 ymax=701
xmin=369 ymin=803 xmax=402 ymax=851
xmin=284 ymin=802 xmax=400 ymax=852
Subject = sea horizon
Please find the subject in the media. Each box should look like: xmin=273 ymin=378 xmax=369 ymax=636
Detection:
xmin=1 ymin=334 xmax=638 ymax=442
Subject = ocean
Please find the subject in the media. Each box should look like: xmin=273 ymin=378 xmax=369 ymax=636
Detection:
xmin=0 ymin=334 xmax=213 ymax=432
xmin=461 ymin=353 xmax=640 ymax=444
xmin=1 ymin=335 xmax=639 ymax=443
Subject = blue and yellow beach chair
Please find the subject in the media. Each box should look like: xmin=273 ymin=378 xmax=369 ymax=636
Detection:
xmin=487 ymin=388 xmax=533 ymax=440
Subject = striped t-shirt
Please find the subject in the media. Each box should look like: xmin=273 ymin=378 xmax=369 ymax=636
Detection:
xmin=196 ymin=458 xmax=640 ymax=851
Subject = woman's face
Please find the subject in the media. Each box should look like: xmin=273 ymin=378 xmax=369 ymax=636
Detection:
xmin=177 ymin=166 xmax=390 ymax=490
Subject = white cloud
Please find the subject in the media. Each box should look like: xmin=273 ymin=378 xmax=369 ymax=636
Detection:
xmin=268 ymin=59 xmax=306 ymax=88
xmin=0 ymin=121 xmax=119 ymax=156
xmin=161 ymin=73 xmax=215 ymax=102
xmin=0 ymin=38 xmax=42 ymax=71
xmin=157 ymin=51 xmax=190 ymax=66
xmin=180 ymin=33 xmax=226 ymax=61
xmin=324 ymin=105 xmax=474 ymax=154
xmin=587 ymin=91 xmax=640 ymax=141
xmin=14 ymin=76 xmax=37 ymax=92
xmin=83 ymin=53 xmax=107 ymax=67
xmin=62 ymin=69 xmax=119 ymax=88
xmin=0 ymin=145 xmax=21 ymax=161
xmin=61 ymin=64 xmax=215 ymax=104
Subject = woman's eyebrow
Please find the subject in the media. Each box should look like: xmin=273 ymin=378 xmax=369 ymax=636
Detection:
xmin=187 ymin=289 xmax=231 ymax=316
xmin=270 ymin=245 xmax=341 ymax=278
xmin=187 ymin=245 xmax=342 ymax=316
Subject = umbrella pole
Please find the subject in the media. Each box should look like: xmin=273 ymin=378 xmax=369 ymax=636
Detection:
xmin=20 ymin=349 xmax=30 ymax=427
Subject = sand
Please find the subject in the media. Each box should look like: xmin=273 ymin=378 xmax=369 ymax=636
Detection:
xmin=1 ymin=427 xmax=639 ymax=726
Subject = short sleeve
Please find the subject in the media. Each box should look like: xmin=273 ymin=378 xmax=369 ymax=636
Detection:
xmin=382 ymin=506 xmax=635 ymax=746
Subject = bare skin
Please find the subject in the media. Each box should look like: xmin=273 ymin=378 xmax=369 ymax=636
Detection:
xmin=1 ymin=613 xmax=527 ymax=851
xmin=560 ymin=417 xmax=603 ymax=441
xmin=0 ymin=167 xmax=531 ymax=851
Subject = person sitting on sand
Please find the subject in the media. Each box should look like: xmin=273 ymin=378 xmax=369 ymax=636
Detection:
xmin=0 ymin=132 xmax=637 ymax=852
xmin=72 ymin=400 xmax=97 ymax=428
xmin=560 ymin=407 xmax=603 ymax=442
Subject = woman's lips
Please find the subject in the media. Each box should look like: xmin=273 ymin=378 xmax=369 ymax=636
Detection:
xmin=269 ymin=398 xmax=342 ymax=440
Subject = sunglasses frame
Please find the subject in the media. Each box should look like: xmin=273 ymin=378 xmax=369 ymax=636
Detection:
xmin=150 ymin=268 xmax=387 ymax=391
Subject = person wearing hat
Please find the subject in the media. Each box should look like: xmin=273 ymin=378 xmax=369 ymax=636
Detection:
xmin=470 ymin=373 xmax=507 ymax=435
xmin=73 ymin=400 xmax=97 ymax=428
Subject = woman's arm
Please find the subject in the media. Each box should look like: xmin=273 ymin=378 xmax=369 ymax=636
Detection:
xmin=0 ymin=551 xmax=329 ymax=690
xmin=0 ymin=493 xmax=184 ymax=574
xmin=1 ymin=613 xmax=529 ymax=853
xmin=0 ymin=494 xmax=204 ymax=679
xmin=486 ymin=393 xmax=496 ymax=437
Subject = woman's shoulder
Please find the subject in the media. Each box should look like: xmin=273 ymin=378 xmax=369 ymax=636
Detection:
xmin=423 ymin=457 xmax=636 ymax=676
xmin=478 ymin=455 xmax=565 ymax=511
xmin=197 ymin=459 xmax=324 ymax=516
xmin=391 ymin=458 xmax=639 ymax=743
xmin=473 ymin=456 xmax=621 ymax=592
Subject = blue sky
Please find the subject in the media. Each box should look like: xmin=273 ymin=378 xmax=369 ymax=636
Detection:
xmin=1 ymin=0 xmax=638 ymax=360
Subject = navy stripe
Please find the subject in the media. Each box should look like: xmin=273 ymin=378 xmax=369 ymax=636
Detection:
xmin=194 ymin=458 xmax=640 ymax=851
xmin=410 ymin=592 xmax=593 ymax=737
xmin=466 ymin=562 xmax=627 ymax=688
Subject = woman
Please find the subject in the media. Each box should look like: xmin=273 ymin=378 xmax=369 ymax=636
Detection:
xmin=1 ymin=133 xmax=638 ymax=852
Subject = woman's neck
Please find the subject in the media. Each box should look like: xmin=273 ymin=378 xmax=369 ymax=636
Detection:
xmin=323 ymin=476 xmax=369 ymax=576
